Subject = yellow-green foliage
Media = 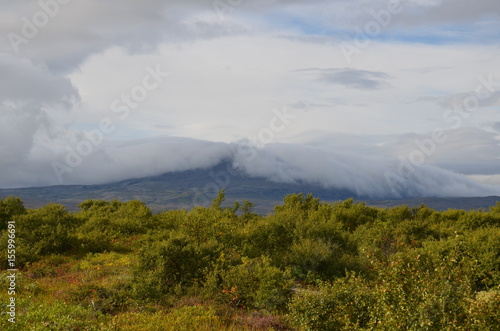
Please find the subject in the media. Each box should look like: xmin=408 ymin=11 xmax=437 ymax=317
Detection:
xmin=0 ymin=194 xmax=499 ymax=330
xmin=0 ymin=203 xmax=81 ymax=265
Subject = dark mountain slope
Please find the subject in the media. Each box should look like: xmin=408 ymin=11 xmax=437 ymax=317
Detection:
xmin=0 ymin=161 xmax=498 ymax=213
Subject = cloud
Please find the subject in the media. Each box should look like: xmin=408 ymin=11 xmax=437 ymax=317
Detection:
xmin=296 ymin=68 xmax=392 ymax=90
xmin=0 ymin=53 xmax=78 ymax=105
xmin=2 ymin=131 xmax=499 ymax=199
xmin=2 ymin=0 xmax=495 ymax=74
xmin=0 ymin=53 xmax=79 ymax=185
xmin=379 ymin=127 xmax=500 ymax=176
xmin=468 ymin=174 xmax=500 ymax=186
xmin=1 ymin=0 xmax=498 ymax=72
xmin=233 ymin=140 xmax=500 ymax=198
xmin=402 ymin=0 xmax=500 ymax=26
xmin=0 ymin=0 xmax=250 ymax=71
xmin=350 ymin=0 xmax=500 ymax=33
xmin=0 ymin=136 xmax=237 ymax=188
xmin=417 ymin=90 xmax=500 ymax=110
xmin=0 ymin=0 xmax=498 ymax=201
xmin=287 ymin=100 xmax=330 ymax=110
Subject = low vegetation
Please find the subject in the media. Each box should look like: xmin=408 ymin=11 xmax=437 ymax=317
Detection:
xmin=0 ymin=192 xmax=499 ymax=330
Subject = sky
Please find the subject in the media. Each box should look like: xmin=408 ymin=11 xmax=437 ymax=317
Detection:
xmin=0 ymin=0 xmax=500 ymax=198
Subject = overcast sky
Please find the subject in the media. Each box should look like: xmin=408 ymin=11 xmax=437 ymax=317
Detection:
xmin=1 ymin=0 xmax=499 ymax=198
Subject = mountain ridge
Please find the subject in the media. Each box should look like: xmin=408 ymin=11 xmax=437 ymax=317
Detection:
xmin=1 ymin=161 xmax=498 ymax=213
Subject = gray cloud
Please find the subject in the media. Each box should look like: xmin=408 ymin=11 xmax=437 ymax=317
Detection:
xmin=0 ymin=53 xmax=79 ymax=183
xmin=234 ymin=139 xmax=500 ymax=198
xmin=0 ymin=136 xmax=236 ymax=188
xmin=1 ymin=0 xmax=498 ymax=73
xmin=287 ymin=100 xmax=330 ymax=110
xmin=417 ymin=90 xmax=500 ymax=110
xmin=381 ymin=127 xmax=500 ymax=176
xmin=0 ymin=53 xmax=79 ymax=105
xmin=0 ymin=0 xmax=250 ymax=72
xmin=0 ymin=0 xmax=334 ymax=72
xmin=350 ymin=0 xmax=500 ymax=30
xmin=296 ymin=68 xmax=392 ymax=90
xmin=0 ymin=0 xmax=498 ymax=200
xmin=1 ymin=132 xmax=498 ymax=199
xmin=401 ymin=0 xmax=500 ymax=26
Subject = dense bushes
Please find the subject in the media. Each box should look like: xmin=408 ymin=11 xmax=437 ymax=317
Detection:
xmin=205 ymin=256 xmax=294 ymax=311
xmin=288 ymin=274 xmax=375 ymax=330
xmin=134 ymin=235 xmax=218 ymax=298
xmin=0 ymin=196 xmax=25 ymax=230
xmin=0 ymin=194 xmax=499 ymax=329
xmin=0 ymin=203 xmax=81 ymax=265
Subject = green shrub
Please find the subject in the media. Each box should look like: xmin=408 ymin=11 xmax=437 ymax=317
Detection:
xmin=370 ymin=250 xmax=473 ymax=330
xmin=153 ymin=209 xmax=187 ymax=231
xmin=284 ymin=237 xmax=362 ymax=281
xmin=180 ymin=206 xmax=241 ymax=249
xmin=77 ymin=199 xmax=154 ymax=235
xmin=331 ymin=198 xmax=379 ymax=231
xmin=206 ymin=256 xmax=294 ymax=311
xmin=133 ymin=236 xmax=217 ymax=298
xmin=111 ymin=200 xmax=154 ymax=235
xmin=288 ymin=273 xmax=375 ymax=330
xmin=0 ymin=196 xmax=498 ymax=330
xmin=0 ymin=204 xmax=81 ymax=265
xmin=273 ymin=193 xmax=321 ymax=217
xmin=77 ymin=216 xmax=116 ymax=253
xmin=242 ymin=213 xmax=296 ymax=259
xmin=0 ymin=196 xmax=25 ymax=231
xmin=286 ymin=238 xmax=334 ymax=280
xmin=469 ymin=288 xmax=500 ymax=330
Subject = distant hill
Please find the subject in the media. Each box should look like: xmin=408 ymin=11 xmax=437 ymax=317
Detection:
xmin=0 ymin=161 xmax=498 ymax=213
xmin=366 ymin=196 xmax=500 ymax=211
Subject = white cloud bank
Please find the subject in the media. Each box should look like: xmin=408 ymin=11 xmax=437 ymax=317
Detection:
xmin=2 ymin=132 xmax=499 ymax=199
xmin=0 ymin=0 xmax=499 ymax=198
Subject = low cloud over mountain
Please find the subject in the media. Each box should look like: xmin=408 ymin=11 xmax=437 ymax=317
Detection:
xmin=1 ymin=0 xmax=499 ymax=199
xmin=2 ymin=132 xmax=498 ymax=199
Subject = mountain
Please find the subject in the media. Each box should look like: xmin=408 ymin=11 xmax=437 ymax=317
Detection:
xmin=0 ymin=161 xmax=498 ymax=213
